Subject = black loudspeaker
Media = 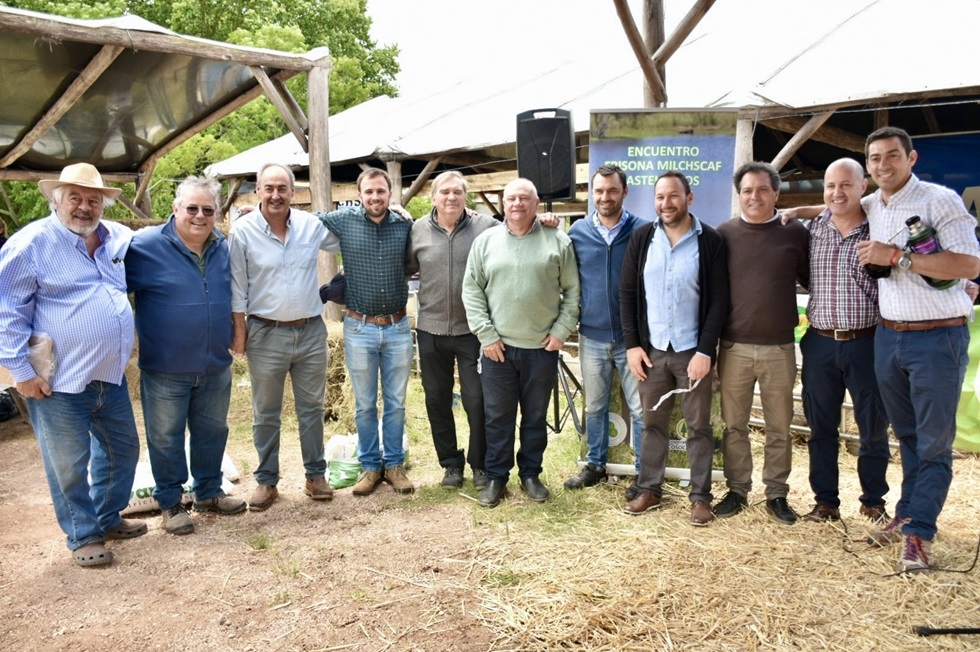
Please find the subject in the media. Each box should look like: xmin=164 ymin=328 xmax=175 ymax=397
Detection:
xmin=516 ymin=108 xmax=575 ymax=201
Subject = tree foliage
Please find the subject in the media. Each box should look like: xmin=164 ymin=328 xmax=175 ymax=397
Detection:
xmin=0 ymin=0 xmax=399 ymax=228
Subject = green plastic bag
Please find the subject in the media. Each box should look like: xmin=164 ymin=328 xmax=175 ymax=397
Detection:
xmin=329 ymin=458 xmax=361 ymax=489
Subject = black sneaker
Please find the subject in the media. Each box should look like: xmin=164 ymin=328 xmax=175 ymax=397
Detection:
xmin=563 ymin=463 xmax=607 ymax=489
xmin=713 ymin=491 xmax=747 ymax=518
xmin=472 ymin=469 xmax=489 ymax=489
xmin=441 ymin=466 xmax=464 ymax=489
xmin=765 ymin=497 xmax=798 ymax=525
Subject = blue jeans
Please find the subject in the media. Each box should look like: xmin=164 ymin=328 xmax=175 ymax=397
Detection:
xmin=875 ymin=324 xmax=969 ymax=541
xmin=481 ymin=346 xmax=558 ymax=482
xmin=579 ymin=334 xmax=644 ymax=472
xmin=25 ymin=379 xmax=140 ymax=551
xmin=800 ymin=330 xmax=890 ymax=509
xmin=344 ymin=314 xmax=415 ymax=472
xmin=417 ymin=330 xmax=486 ymax=471
xmin=140 ymin=367 xmax=232 ymax=510
xmin=246 ymin=317 xmax=328 ymax=485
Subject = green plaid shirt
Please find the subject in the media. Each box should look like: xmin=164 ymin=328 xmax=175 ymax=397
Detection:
xmin=317 ymin=207 xmax=412 ymax=316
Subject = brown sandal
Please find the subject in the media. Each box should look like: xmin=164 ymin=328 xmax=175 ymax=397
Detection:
xmin=73 ymin=542 xmax=113 ymax=567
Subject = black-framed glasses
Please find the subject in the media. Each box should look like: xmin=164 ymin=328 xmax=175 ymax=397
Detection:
xmin=183 ymin=205 xmax=216 ymax=216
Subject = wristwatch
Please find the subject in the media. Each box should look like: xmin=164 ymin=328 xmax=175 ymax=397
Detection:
xmin=898 ymin=251 xmax=913 ymax=271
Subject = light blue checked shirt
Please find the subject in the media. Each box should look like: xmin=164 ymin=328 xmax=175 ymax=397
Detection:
xmin=0 ymin=215 xmax=134 ymax=393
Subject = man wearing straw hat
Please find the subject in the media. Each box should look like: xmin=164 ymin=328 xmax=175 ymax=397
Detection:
xmin=0 ymin=163 xmax=146 ymax=567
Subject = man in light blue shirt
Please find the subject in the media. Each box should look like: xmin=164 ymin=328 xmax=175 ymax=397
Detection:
xmin=619 ymin=172 xmax=729 ymax=525
xmin=0 ymin=163 xmax=146 ymax=567
xmin=229 ymin=163 xmax=340 ymax=512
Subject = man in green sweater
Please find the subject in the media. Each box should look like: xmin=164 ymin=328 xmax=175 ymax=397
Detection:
xmin=462 ymin=178 xmax=580 ymax=507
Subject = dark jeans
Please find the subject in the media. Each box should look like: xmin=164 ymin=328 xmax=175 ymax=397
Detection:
xmin=875 ymin=324 xmax=969 ymax=541
xmin=800 ymin=330 xmax=890 ymax=509
xmin=417 ymin=330 xmax=486 ymax=471
xmin=480 ymin=346 xmax=558 ymax=482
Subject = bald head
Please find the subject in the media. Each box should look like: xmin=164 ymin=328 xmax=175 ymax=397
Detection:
xmin=824 ymin=158 xmax=867 ymax=221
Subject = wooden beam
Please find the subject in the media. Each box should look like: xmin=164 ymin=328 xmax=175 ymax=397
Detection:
xmin=115 ymin=193 xmax=151 ymax=220
xmin=134 ymin=162 xmax=156 ymax=214
xmin=650 ymin=0 xmax=717 ymax=67
xmin=768 ymin=130 xmax=808 ymax=173
xmin=143 ymin=69 xmax=299 ymax=168
xmin=0 ymin=11 xmax=324 ymax=71
xmin=249 ymin=66 xmax=308 ymax=152
xmin=272 ymin=77 xmax=309 ymax=133
xmin=875 ymin=108 xmax=889 ymax=130
xmin=923 ymin=105 xmax=941 ymax=133
xmin=0 ymin=44 xmax=124 ymax=168
xmin=759 ymin=116 xmax=865 ymax=153
xmin=477 ymin=191 xmax=502 ymax=218
xmin=385 ymin=160 xmax=403 ymax=203
xmin=0 ymin=169 xmax=137 ymax=183
xmin=770 ymin=111 xmax=834 ymax=171
xmin=222 ymin=177 xmax=243 ymax=218
xmin=612 ymin=0 xmax=667 ymax=104
xmin=400 ymin=157 xmax=442 ymax=205
xmin=642 ymin=0 xmax=666 ymax=107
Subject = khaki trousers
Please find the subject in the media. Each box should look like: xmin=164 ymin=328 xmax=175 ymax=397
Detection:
xmin=718 ymin=341 xmax=797 ymax=499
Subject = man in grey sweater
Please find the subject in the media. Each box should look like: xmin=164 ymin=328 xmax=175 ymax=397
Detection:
xmin=407 ymin=171 xmax=498 ymax=490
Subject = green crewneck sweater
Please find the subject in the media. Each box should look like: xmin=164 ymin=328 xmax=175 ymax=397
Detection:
xmin=462 ymin=220 xmax=580 ymax=349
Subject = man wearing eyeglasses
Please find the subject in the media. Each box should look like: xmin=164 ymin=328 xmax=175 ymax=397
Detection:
xmin=127 ymin=176 xmax=247 ymax=535
xmin=229 ymin=163 xmax=340 ymax=512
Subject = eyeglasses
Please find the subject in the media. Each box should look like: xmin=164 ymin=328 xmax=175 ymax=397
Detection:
xmin=183 ymin=205 xmax=216 ymax=216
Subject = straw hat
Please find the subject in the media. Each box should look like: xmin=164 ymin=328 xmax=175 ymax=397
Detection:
xmin=38 ymin=163 xmax=122 ymax=201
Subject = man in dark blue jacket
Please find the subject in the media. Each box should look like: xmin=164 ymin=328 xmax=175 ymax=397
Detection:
xmin=127 ymin=176 xmax=246 ymax=536
xmin=564 ymin=164 xmax=647 ymax=496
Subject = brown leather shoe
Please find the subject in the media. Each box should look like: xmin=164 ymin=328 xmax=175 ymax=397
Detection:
xmin=691 ymin=500 xmax=715 ymax=527
xmin=384 ymin=465 xmax=415 ymax=494
xmin=351 ymin=470 xmax=383 ymax=496
xmin=623 ymin=489 xmax=661 ymax=515
xmin=802 ymin=502 xmax=840 ymax=522
xmin=304 ymin=477 xmax=334 ymax=501
xmin=248 ymin=484 xmax=278 ymax=511
xmin=859 ymin=504 xmax=890 ymax=524
xmin=104 ymin=518 xmax=148 ymax=540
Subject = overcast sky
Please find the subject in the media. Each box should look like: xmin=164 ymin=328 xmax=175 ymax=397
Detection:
xmin=365 ymin=0 xmax=868 ymax=105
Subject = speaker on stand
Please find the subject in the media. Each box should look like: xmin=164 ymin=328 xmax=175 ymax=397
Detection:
xmin=516 ymin=108 xmax=575 ymax=211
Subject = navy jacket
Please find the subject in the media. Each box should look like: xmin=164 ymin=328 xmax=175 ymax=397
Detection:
xmin=619 ymin=218 xmax=730 ymax=362
xmin=568 ymin=210 xmax=644 ymax=341
xmin=126 ymin=216 xmax=233 ymax=375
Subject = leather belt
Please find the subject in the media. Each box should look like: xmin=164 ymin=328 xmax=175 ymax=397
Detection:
xmin=346 ymin=309 xmax=406 ymax=326
xmin=811 ymin=326 xmax=877 ymax=341
xmin=881 ymin=317 xmax=967 ymax=332
xmin=250 ymin=315 xmax=316 ymax=328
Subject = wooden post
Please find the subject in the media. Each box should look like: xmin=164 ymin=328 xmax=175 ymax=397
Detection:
xmin=307 ymin=53 xmax=341 ymax=322
xmin=732 ymin=116 xmax=755 ymax=218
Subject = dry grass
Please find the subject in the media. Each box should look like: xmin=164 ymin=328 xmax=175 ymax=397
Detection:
xmin=467 ymin=447 xmax=980 ymax=651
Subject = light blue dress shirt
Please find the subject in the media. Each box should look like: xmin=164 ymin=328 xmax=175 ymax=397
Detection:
xmin=644 ymin=217 xmax=702 ymax=352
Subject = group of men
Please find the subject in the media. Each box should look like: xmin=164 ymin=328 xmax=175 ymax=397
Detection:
xmin=1 ymin=124 xmax=976 ymax=573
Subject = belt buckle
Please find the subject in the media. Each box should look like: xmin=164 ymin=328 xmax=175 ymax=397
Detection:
xmin=376 ymin=314 xmax=392 ymax=326
xmin=833 ymin=329 xmax=848 ymax=341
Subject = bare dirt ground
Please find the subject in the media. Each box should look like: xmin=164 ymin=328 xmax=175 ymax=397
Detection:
xmin=4 ymin=373 xmax=980 ymax=652
xmin=0 ymin=410 xmax=495 ymax=652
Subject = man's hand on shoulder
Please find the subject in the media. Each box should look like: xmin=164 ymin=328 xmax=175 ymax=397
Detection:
xmin=539 ymin=212 xmax=563 ymax=228
xmin=388 ymin=204 xmax=414 ymax=221
xmin=16 ymin=375 xmax=51 ymax=400
xmin=781 ymin=205 xmax=824 ymax=224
